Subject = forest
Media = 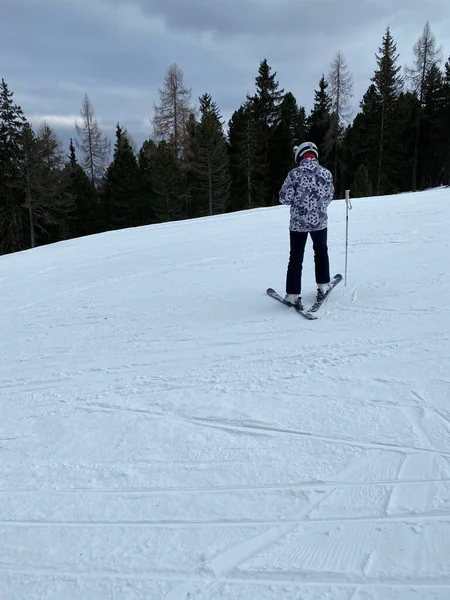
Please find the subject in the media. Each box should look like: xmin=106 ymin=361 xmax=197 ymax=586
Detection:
xmin=0 ymin=21 xmax=449 ymax=256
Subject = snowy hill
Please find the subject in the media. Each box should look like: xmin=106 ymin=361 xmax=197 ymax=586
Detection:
xmin=1 ymin=187 xmax=450 ymax=600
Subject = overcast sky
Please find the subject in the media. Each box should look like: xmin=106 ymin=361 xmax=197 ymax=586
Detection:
xmin=1 ymin=0 xmax=449 ymax=153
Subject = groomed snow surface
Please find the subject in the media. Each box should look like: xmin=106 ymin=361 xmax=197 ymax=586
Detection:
xmin=1 ymin=187 xmax=450 ymax=600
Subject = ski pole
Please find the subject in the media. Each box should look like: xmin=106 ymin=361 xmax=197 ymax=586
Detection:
xmin=344 ymin=189 xmax=352 ymax=286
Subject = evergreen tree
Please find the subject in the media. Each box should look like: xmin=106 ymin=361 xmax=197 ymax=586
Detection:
xmin=17 ymin=122 xmax=76 ymax=247
xmin=395 ymin=91 xmax=420 ymax=192
xmin=17 ymin=123 xmax=40 ymax=247
xmin=137 ymin=139 xmax=158 ymax=224
xmin=62 ymin=139 xmax=105 ymax=238
xmin=0 ymin=78 xmax=27 ymax=254
xmin=340 ymin=123 xmax=356 ymax=192
xmin=352 ymin=164 xmax=373 ymax=197
xmin=120 ymin=126 xmax=138 ymax=154
xmin=103 ymin=124 xmax=141 ymax=230
xmin=195 ymin=93 xmax=231 ymax=216
xmin=181 ymin=113 xmax=200 ymax=218
xmin=405 ymin=21 xmax=442 ymax=190
xmin=249 ymin=59 xmax=285 ymax=204
xmin=20 ymin=123 xmax=54 ymax=246
xmin=270 ymin=92 xmax=307 ymax=192
xmin=346 ymin=84 xmax=380 ymax=192
xmin=420 ymin=64 xmax=446 ymax=188
xmin=307 ymin=75 xmax=333 ymax=169
xmin=38 ymin=124 xmax=76 ymax=242
xmin=347 ymin=30 xmax=408 ymax=199
xmin=149 ymin=141 xmax=185 ymax=222
xmin=75 ymin=94 xmax=111 ymax=186
xmin=227 ymin=101 xmax=265 ymax=210
xmin=291 ymin=103 xmax=308 ymax=147
xmin=440 ymin=57 xmax=450 ymax=183
xmin=251 ymin=58 xmax=285 ymax=128
xmin=371 ymin=26 xmax=404 ymax=194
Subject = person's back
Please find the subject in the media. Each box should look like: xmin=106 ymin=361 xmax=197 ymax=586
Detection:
xmin=279 ymin=153 xmax=334 ymax=233
xmin=278 ymin=141 xmax=335 ymax=309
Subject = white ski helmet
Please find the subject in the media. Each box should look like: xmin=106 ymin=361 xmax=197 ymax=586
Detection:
xmin=294 ymin=141 xmax=319 ymax=164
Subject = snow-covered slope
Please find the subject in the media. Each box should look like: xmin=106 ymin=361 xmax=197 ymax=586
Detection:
xmin=1 ymin=187 xmax=450 ymax=600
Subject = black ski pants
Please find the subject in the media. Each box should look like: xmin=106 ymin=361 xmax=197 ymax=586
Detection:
xmin=286 ymin=228 xmax=330 ymax=295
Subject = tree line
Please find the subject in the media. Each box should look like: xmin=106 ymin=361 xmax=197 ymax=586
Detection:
xmin=1 ymin=21 xmax=449 ymax=256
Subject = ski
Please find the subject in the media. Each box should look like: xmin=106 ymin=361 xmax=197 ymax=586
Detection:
xmin=308 ymin=273 xmax=343 ymax=312
xmin=266 ymin=288 xmax=318 ymax=320
xmin=266 ymin=274 xmax=342 ymax=318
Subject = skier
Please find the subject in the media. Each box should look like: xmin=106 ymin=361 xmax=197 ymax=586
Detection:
xmin=279 ymin=141 xmax=334 ymax=310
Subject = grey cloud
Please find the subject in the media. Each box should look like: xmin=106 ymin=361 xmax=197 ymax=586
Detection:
xmin=1 ymin=7 xmax=239 ymax=153
xmin=1 ymin=0 xmax=450 ymax=154
xmin=128 ymin=0 xmax=448 ymax=39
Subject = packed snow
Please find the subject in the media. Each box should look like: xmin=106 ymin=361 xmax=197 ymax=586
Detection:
xmin=1 ymin=187 xmax=450 ymax=600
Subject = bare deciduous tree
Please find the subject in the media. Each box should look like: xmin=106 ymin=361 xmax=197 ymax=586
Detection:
xmin=152 ymin=63 xmax=195 ymax=157
xmin=327 ymin=50 xmax=353 ymax=182
xmin=75 ymin=94 xmax=111 ymax=186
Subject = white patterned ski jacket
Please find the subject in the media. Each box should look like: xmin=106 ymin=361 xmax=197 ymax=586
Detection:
xmin=279 ymin=158 xmax=334 ymax=232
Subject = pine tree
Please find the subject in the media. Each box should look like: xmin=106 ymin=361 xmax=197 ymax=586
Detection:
xmin=194 ymin=93 xmax=231 ymax=216
xmin=395 ymin=91 xmax=420 ymax=191
xmin=291 ymin=103 xmax=308 ymax=147
xmin=307 ymin=75 xmax=333 ymax=168
xmin=0 ymin=78 xmax=27 ymax=254
xmin=352 ymin=164 xmax=373 ymax=197
xmin=39 ymin=123 xmax=76 ymax=243
xmin=75 ymin=94 xmax=111 ymax=186
xmin=18 ymin=123 xmax=39 ymax=247
xmin=270 ymin=92 xmax=307 ymax=192
xmin=62 ymin=139 xmax=105 ymax=238
xmin=440 ymin=57 xmax=450 ymax=183
xmin=227 ymin=101 xmax=265 ymax=210
xmin=340 ymin=123 xmax=356 ymax=192
xmin=420 ymin=64 xmax=446 ymax=188
xmin=149 ymin=141 xmax=185 ymax=223
xmin=137 ymin=139 xmax=158 ymax=224
xmin=249 ymin=59 xmax=285 ymax=204
xmin=120 ymin=126 xmax=137 ymax=154
xmin=347 ymin=84 xmax=381 ymax=192
xmin=103 ymin=124 xmax=142 ymax=230
xmin=371 ymin=26 xmax=404 ymax=194
xmin=181 ymin=113 xmax=200 ymax=218
xmin=251 ymin=58 xmax=285 ymax=128
xmin=405 ymin=21 xmax=442 ymax=190
xmin=152 ymin=63 xmax=195 ymax=159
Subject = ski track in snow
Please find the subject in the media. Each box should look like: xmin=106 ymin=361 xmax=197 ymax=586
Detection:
xmin=1 ymin=189 xmax=450 ymax=599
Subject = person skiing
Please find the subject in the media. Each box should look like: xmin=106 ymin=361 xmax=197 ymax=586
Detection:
xmin=279 ymin=141 xmax=334 ymax=310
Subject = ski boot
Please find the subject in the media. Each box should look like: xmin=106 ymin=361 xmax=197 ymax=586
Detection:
xmin=316 ymin=282 xmax=332 ymax=303
xmin=285 ymin=294 xmax=304 ymax=310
